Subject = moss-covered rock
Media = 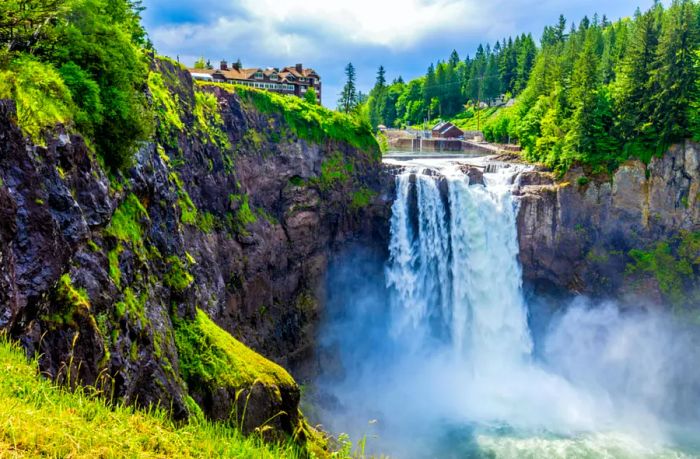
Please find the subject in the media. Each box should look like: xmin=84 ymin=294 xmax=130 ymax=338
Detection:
xmin=174 ymin=309 xmax=301 ymax=439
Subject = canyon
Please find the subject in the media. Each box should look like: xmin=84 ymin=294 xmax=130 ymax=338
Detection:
xmin=1 ymin=62 xmax=699 ymax=455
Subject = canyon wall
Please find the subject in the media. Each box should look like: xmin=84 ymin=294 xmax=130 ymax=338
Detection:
xmin=516 ymin=141 xmax=700 ymax=307
xmin=0 ymin=59 xmax=392 ymax=438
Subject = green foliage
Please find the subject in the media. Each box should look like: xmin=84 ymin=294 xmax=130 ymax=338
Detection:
xmin=350 ymin=187 xmax=376 ymax=210
xmin=56 ymin=274 xmax=91 ymax=311
xmin=108 ymin=248 xmax=122 ymax=287
xmin=0 ymin=0 xmax=154 ymax=169
xmin=626 ymin=230 xmax=700 ymax=306
xmin=115 ymin=287 xmax=147 ymax=324
xmin=303 ymin=87 xmax=318 ymax=105
xmin=197 ymin=211 xmax=217 ymax=233
xmin=0 ymin=55 xmax=75 ymax=143
xmin=319 ymin=152 xmax=353 ymax=190
xmin=376 ymin=129 xmax=389 ymax=153
xmin=170 ymin=172 xmax=198 ymax=225
xmin=193 ymin=90 xmax=230 ymax=149
xmin=206 ymin=83 xmax=380 ymax=159
xmin=0 ymin=337 xmax=316 ymax=458
xmin=58 ymin=61 xmax=103 ymax=137
xmin=105 ymin=194 xmax=148 ymax=249
xmin=228 ymin=194 xmax=257 ymax=236
xmin=338 ymin=62 xmax=358 ymax=113
xmin=164 ymin=256 xmax=194 ymax=293
xmin=148 ymin=71 xmax=184 ymax=147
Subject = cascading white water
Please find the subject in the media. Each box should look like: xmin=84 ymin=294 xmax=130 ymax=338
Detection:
xmin=387 ymin=164 xmax=532 ymax=365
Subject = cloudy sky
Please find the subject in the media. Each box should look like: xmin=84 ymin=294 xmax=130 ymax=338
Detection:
xmin=142 ymin=0 xmax=660 ymax=107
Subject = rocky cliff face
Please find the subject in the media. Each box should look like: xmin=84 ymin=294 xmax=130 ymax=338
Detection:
xmin=0 ymin=59 xmax=391 ymax=439
xmin=515 ymin=141 xmax=700 ymax=306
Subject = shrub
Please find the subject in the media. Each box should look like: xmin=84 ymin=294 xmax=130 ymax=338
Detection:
xmin=0 ymin=55 xmax=75 ymax=143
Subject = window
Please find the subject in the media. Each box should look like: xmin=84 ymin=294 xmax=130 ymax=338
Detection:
xmin=254 ymin=72 xmax=263 ymax=79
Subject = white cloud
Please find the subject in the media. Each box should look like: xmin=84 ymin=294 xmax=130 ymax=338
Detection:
xmin=149 ymin=0 xmax=506 ymax=63
xmin=235 ymin=0 xmax=485 ymax=50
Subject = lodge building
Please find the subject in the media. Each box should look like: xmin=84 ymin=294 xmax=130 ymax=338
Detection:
xmin=189 ymin=61 xmax=322 ymax=104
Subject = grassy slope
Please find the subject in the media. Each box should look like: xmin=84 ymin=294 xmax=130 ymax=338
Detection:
xmin=0 ymin=338 xmax=308 ymax=458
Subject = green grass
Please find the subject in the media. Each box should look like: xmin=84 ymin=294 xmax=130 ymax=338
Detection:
xmin=0 ymin=337 xmax=315 ymax=458
xmin=197 ymin=82 xmax=380 ymax=159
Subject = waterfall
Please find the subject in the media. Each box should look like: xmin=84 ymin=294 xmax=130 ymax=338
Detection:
xmin=386 ymin=164 xmax=532 ymax=364
xmin=317 ymin=159 xmax=700 ymax=458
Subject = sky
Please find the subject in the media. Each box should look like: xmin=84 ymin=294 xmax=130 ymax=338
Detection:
xmin=142 ymin=0 xmax=662 ymax=108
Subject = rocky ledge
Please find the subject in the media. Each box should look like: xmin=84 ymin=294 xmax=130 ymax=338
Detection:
xmin=515 ymin=141 xmax=700 ymax=307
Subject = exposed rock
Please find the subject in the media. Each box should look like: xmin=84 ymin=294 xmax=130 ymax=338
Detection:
xmin=515 ymin=141 xmax=700 ymax=302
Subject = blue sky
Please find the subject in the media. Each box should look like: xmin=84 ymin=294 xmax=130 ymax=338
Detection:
xmin=142 ymin=0 xmax=661 ymax=108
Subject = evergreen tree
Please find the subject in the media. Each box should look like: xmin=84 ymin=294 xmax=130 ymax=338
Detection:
xmin=338 ymin=62 xmax=358 ymax=113
xmin=651 ymin=0 xmax=700 ymax=145
xmin=615 ymin=3 xmax=663 ymax=152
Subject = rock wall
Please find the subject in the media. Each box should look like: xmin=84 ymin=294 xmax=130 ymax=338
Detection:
xmin=0 ymin=58 xmax=392 ymax=438
xmin=515 ymin=141 xmax=700 ymax=304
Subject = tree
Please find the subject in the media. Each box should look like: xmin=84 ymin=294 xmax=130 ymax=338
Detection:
xmin=375 ymin=65 xmax=386 ymax=88
xmin=615 ymin=3 xmax=663 ymax=153
xmin=651 ymin=0 xmax=700 ymax=145
xmin=194 ymin=57 xmax=206 ymax=69
xmin=338 ymin=62 xmax=357 ymax=113
xmin=304 ymin=87 xmax=318 ymax=104
xmin=0 ymin=0 xmax=69 ymax=52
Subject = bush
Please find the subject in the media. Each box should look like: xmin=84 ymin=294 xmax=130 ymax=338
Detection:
xmin=0 ymin=55 xmax=75 ymax=143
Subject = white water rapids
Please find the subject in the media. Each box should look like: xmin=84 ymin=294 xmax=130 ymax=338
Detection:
xmin=314 ymin=159 xmax=700 ymax=459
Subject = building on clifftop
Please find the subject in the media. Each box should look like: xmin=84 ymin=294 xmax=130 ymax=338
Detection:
xmin=189 ymin=61 xmax=322 ymax=104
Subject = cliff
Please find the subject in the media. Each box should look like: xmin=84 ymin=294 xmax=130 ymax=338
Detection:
xmin=0 ymin=58 xmax=391 ymax=442
xmin=515 ymin=141 xmax=700 ymax=309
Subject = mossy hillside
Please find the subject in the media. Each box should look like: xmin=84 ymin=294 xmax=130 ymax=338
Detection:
xmin=174 ymin=308 xmax=295 ymax=392
xmin=626 ymin=230 xmax=700 ymax=309
xmin=0 ymin=337 xmax=314 ymax=458
xmin=198 ymin=82 xmax=380 ymax=159
xmin=149 ymin=60 xmax=230 ymax=153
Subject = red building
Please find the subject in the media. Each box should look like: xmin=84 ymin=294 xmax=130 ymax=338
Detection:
xmin=189 ymin=61 xmax=322 ymax=104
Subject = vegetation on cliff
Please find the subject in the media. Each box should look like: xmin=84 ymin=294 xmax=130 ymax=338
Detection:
xmin=204 ymin=82 xmax=380 ymax=159
xmin=627 ymin=230 xmax=700 ymax=309
xmin=0 ymin=0 xmax=153 ymax=168
xmin=0 ymin=337 xmax=314 ymax=458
